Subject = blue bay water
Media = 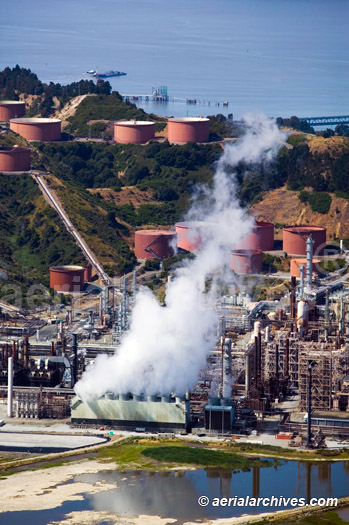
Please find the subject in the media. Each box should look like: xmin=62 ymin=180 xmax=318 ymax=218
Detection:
xmin=0 ymin=0 xmax=348 ymax=118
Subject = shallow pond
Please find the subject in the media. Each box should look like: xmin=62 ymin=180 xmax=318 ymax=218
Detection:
xmin=2 ymin=460 xmax=349 ymax=524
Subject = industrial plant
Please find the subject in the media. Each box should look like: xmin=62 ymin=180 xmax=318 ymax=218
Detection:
xmin=0 ymin=210 xmax=348 ymax=447
xmin=0 ymin=107 xmax=348 ymax=453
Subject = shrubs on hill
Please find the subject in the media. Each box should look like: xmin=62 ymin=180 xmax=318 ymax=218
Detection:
xmin=298 ymin=190 xmax=332 ymax=214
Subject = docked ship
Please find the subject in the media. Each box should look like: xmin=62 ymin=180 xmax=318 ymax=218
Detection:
xmin=86 ymin=69 xmax=127 ymax=78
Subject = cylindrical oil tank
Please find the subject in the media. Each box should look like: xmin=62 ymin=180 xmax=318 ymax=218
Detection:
xmin=0 ymin=146 xmax=31 ymax=172
xmin=135 ymin=230 xmax=177 ymax=259
xmin=84 ymin=264 xmax=92 ymax=281
xmin=290 ymin=258 xmax=321 ymax=278
xmin=175 ymin=221 xmax=206 ymax=252
xmin=114 ymin=120 xmax=155 ymax=144
xmin=230 ymin=249 xmax=263 ymax=274
xmin=0 ymin=100 xmax=26 ymax=121
xmin=50 ymin=265 xmax=85 ymax=293
xmin=167 ymin=117 xmax=209 ymax=143
xmin=283 ymin=226 xmax=326 ymax=256
xmin=238 ymin=221 xmax=274 ymax=251
xmin=10 ymin=118 xmax=61 ymax=141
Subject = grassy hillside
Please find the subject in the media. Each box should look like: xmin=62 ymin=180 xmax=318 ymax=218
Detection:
xmin=46 ymin=175 xmax=136 ymax=275
xmin=252 ymin=186 xmax=349 ymax=241
xmin=64 ymin=93 xmax=161 ymax=138
xmin=36 ymin=140 xmax=221 ymax=226
xmin=0 ymin=174 xmax=83 ymax=307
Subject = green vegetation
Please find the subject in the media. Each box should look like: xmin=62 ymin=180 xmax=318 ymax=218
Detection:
xmin=0 ymin=65 xmax=112 ymax=118
xmin=334 ymin=190 xmax=349 ymax=200
xmin=227 ymin=441 xmax=349 ymax=460
xmin=285 ymin=141 xmax=349 ymax=194
xmin=287 ymin=135 xmax=307 ymax=147
xmin=37 ymin=140 xmax=221 ymax=225
xmin=65 ymin=93 xmax=160 ymax=138
xmin=144 ymin=259 xmax=161 ymax=271
xmin=277 ymin=116 xmax=315 ymax=134
xmin=50 ymin=180 xmax=136 ymax=275
xmin=262 ymin=253 xmax=289 ymax=273
xmin=0 ymin=65 xmax=44 ymax=98
xmin=208 ymin=113 xmax=236 ymax=140
xmin=320 ymin=258 xmax=346 ymax=273
xmin=335 ymin=124 xmax=349 ymax=137
xmin=256 ymin=509 xmax=349 ymax=524
xmin=97 ymin=438 xmax=277 ymax=471
xmin=0 ymin=174 xmax=83 ymax=306
xmin=142 ymin=445 xmax=275 ymax=469
xmin=298 ymin=190 xmax=332 ymax=214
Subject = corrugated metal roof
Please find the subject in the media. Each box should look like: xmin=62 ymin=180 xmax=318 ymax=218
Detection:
xmin=71 ymin=396 xmax=188 ymax=425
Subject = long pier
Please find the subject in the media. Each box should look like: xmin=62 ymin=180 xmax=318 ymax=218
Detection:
xmin=121 ymin=94 xmax=228 ymax=107
xmin=299 ymin=115 xmax=349 ymax=126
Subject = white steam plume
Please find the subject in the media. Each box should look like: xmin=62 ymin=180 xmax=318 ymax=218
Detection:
xmin=75 ymin=113 xmax=285 ymax=400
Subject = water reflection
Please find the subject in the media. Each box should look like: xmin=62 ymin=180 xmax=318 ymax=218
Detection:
xmin=75 ymin=460 xmax=349 ymax=521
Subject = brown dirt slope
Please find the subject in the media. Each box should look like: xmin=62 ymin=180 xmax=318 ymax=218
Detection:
xmin=54 ymin=94 xmax=92 ymax=129
xmin=252 ymin=186 xmax=349 ymax=240
xmin=89 ymin=186 xmax=155 ymax=208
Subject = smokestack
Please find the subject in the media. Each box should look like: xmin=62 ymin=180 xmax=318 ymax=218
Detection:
xmin=36 ymin=329 xmax=40 ymax=342
xmin=12 ymin=340 xmax=16 ymax=363
xmin=222 ymin=338 xmax=232 ymax=398
xmin=340 ymin=239 xmax=343 ymax=253
xmin=299 ymin=265 xmax=305 ymax=299
xmin=257 ymin=331 xmax=262 ymax=387
xmin=24 ymin=337 xmax=29 ymax=367
xmin=306 ymin=236 xmax=313 ymax=290
xmin=72 ymin=333 xmax=78 ymax=386
xmin=265 ymin=325 xmax=270 ymax=342
xmin=245 ymin=353 xmax=251 ymax=394
xmin=7 ymin=356 xmax=13 ymax=418
xmin=290 ymin=276 xmax=296 ymax=318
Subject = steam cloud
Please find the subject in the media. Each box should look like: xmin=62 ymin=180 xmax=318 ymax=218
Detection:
xmin=75 ymin=113 xmax=285 ymax=400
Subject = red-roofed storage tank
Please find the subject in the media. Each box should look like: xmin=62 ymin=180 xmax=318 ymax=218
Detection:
xmin=135 ymin=230 xmax=177 ymax=259
xmin=114 ymin=120 xmax=155 ymax=144
xmin=0 ymin=100 xmax=26 ymax=121
xmin=175 ymin=221 xmax=206 ymax=252
xmin=0 ymin=146 xmax=31 ymax=172
xmin=50 ymin=266 xmax=85 ymax=293
xmin=230 ymin=250 xmax=263 ymax=274
xmin=290 ymin=258 xmax=321 ymax=278
xmin=283 ymin=226 xmax=326 ymax=256
xmin=238 ymin=221 xmax=274 ymax=251
xmin=10 ymin=118 xmax=61 ymax=141
xmin=167 ymin=117 xmax=209 ymax=143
